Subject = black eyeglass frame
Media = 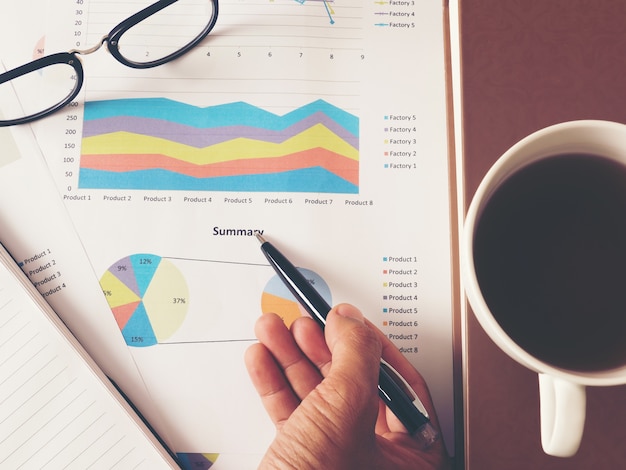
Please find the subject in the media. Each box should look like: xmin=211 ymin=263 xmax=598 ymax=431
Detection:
xmin=0 ymin=0 xmax=219 ymax=127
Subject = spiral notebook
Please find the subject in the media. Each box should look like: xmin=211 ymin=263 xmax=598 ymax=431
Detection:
xmin=0 ymin=242 xmax=179 ymax=469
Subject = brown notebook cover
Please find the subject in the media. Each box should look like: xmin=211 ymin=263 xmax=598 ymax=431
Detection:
xmin=459 ymin=1 xmax=626 ymax=468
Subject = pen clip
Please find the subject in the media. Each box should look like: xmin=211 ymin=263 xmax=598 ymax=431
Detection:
xmin=380 ymin=358 xmax=429 ymax=419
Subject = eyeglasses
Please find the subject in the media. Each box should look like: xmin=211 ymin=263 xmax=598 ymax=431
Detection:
xmin=0 ymin=0 xmax=218 ymax=127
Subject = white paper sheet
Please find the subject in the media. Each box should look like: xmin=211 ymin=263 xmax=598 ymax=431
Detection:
xmin=20 ymin=0 xmax=457 ymax=465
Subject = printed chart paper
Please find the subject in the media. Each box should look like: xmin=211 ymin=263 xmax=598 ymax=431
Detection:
xmin=33 ymin=0 xmax=457 ymax=466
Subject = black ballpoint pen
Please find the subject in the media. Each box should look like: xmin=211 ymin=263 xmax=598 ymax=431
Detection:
xmin=256 ymin=233 xmax=439 ymax=448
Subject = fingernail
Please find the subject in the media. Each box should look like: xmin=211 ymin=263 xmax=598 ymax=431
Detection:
xmin=335 ymin=304 xmax=365 ymax=323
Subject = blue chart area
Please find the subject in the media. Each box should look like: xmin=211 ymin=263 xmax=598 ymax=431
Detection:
xmin=80 ymin=98 xmax=360 ymax=193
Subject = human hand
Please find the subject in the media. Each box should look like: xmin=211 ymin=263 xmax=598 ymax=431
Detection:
xmin=245 ymin=303 xmax=451 ymax=470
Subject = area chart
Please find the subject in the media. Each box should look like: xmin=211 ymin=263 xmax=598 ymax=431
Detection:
xmin=79 ymin=98 xmax=359 ymax=193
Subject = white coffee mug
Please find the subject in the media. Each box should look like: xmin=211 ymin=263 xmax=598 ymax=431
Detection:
xmin=461 ymin=120 xmax=626 ymax=457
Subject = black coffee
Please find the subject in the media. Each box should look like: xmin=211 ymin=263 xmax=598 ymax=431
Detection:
xmin=474 ymin=154 xmax=626 ymax=372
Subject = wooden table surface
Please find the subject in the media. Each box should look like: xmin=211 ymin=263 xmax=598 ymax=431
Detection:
xmin=459 ymin=1 xmax=626 ymax=468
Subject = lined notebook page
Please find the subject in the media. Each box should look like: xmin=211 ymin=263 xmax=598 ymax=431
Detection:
xmin=0 ymin=246 xmax=178 ymax=469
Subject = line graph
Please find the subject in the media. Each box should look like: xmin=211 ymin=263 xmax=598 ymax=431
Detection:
xmin=292 ymin=0 xmax=336 ymax=24
xmin=79 ymin=98 xmax=359 ymax=193
xmin=85 ymin=0 xmax=362 ymax=55
xmin=321 ymin=0 xmax=336 ymax=24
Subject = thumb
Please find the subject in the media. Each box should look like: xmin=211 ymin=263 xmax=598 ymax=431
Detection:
xmin=323 ymin=304 xmax=382 ymax=407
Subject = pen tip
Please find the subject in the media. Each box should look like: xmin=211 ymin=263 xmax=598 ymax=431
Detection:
xmin=255 ymin=232 xmax=267 ymax=244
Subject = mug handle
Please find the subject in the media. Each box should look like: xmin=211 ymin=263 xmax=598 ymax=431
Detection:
xmin=538 ymin=374 xmax=586 ymax=457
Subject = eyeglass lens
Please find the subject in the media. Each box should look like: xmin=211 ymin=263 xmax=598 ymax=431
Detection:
xmin=0 ymin=60 xmax=79 ymax=123
xmin=112 ymin=0 xmax=215 ymax=65
xmin=0 ymin=0 xmax=216 ymax=125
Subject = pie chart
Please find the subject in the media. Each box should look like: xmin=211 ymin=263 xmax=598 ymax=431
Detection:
xmin=177 ymin=452 xmax=219 ymax=469
xmin=100 ymin=254 xmax=189 ymax=347
xmin=261 ymin=268 xmax=331 ymax=327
